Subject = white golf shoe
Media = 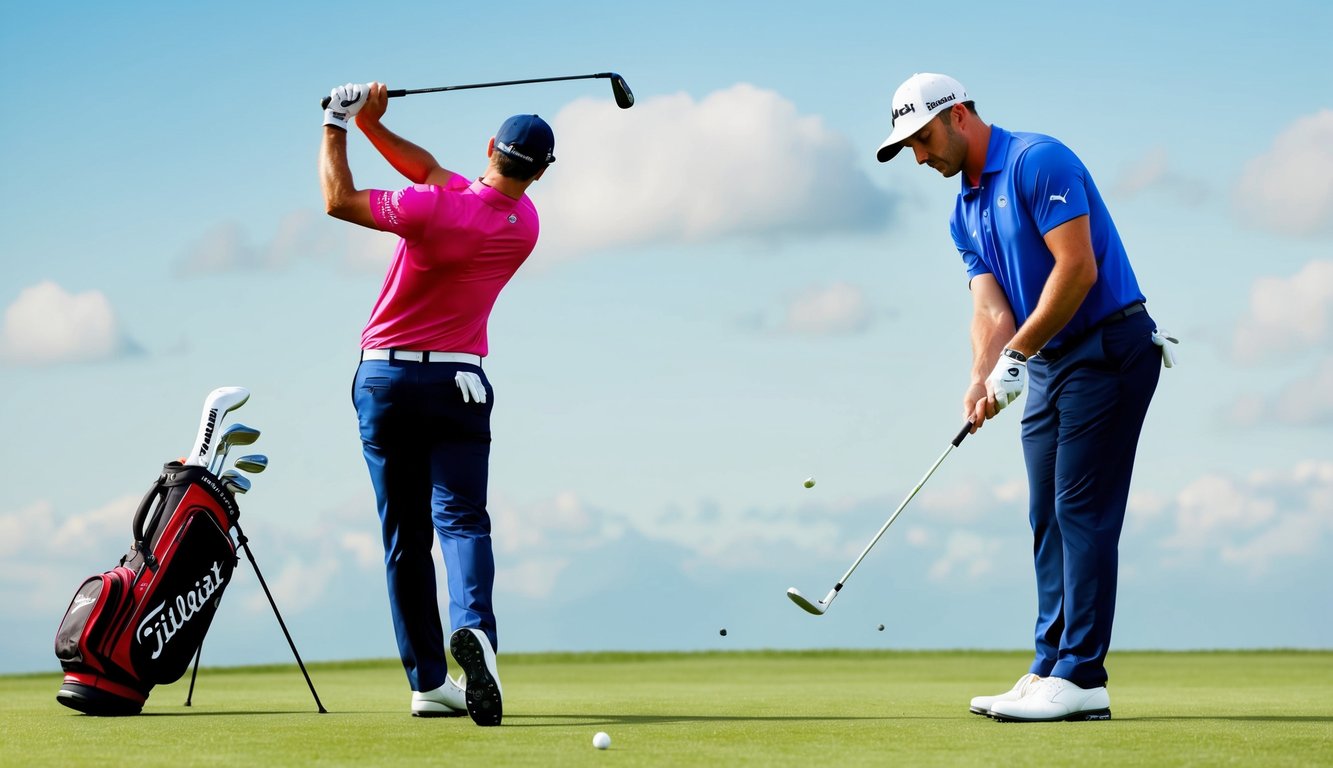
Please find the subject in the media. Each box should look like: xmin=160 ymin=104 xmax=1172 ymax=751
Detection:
xmin=450 ymin=628 xmax=503 ymax=726
xmin=411 ymin=674 xmax=467 ymax=717
xmin=988 ymin=676 xmax=1111 ymax=722
xmin=969 ymin=673 xmax=1043 ymax=716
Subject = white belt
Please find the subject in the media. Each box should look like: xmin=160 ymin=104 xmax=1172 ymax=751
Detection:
xmin=361 ymin=349 xmax=482 ymax=365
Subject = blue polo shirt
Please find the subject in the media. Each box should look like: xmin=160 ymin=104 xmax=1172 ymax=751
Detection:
xmin=950 ymin=125 xmax=1144 ymax=352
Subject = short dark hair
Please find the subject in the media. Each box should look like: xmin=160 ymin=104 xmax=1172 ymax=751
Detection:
xmin=935 ymin=100 xmax=980 ymax=125
xmin=493 ymin=151 xmax=545 ymax=181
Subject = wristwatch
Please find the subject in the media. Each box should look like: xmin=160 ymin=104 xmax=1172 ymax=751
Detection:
xmin=1001 ymin=348 xmax=1028 ymax=363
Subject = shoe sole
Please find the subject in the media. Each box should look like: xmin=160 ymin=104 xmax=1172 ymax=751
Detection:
xmin=992 ymin=708 xmax=1111 ymax=723
xmin=451 ymin=630 xmax=502 ymax=727
xmin=412 ymin=705 xmax=467 ymax=718
xmin=968 ymin=706 xmax=992 ymax=717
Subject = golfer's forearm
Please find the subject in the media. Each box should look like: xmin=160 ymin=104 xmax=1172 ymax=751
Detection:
xmin=320 ymin=128 xmax=375 ymax=227
xmin=358 ymin=120 xmax=441 ymax=184
xmin=970 ymin=311 xmax=1014 ymax=384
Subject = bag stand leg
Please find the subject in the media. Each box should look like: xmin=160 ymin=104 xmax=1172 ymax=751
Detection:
xmin=185 ymin=645 xmax=203 ymax=706
xmin=235 ymin=521 xmax=328 ymax=714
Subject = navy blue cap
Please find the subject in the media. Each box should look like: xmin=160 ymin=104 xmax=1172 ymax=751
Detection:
xmin=494 ymin=114 xmax=556 ymax=165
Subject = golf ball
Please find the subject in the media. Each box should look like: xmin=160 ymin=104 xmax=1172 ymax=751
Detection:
xmin=803 ymin=477 xmax=816 ymax=488
xmin=593 ymin=731 xmax=611 ymax=750
xmin=719 ymin=628 xmax=728 ymax=637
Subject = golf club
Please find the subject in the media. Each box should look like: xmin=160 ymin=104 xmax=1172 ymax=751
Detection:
xmin=233 ymin=454 xmax=268 ymax=474
xmin=321 ymin=72 xmax=634 ymax=110
xmin=185 ymin=387 xmax=250 ymax=470
xmin=209 ymin=424 xmax=261 ymax=476
xmin=787 ymin=420 xmax=974 ymax=616
xmin=220 ymin=470 xmax=251 ymax=495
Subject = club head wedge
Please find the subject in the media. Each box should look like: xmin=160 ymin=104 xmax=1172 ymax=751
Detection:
xmin=608 ymin=73 xmax=634 ymax=109
xmin=786 ymin=587 xmax=833 ymax=616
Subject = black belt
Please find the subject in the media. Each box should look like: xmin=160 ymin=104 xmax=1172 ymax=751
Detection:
xmin=1037 ymin=302 xmax=1146 ymax=362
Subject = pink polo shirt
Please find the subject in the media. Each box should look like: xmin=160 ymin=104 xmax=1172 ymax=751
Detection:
xmin=360 ymin=174 xmax=539 ymax=356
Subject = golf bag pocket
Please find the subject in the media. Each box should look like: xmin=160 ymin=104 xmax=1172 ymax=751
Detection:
xmin=55 ymin=566 xmax=138 ymax=675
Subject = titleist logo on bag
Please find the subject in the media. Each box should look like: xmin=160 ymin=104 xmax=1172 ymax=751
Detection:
xmin=135 ymin=561 xmax=227 ymax=660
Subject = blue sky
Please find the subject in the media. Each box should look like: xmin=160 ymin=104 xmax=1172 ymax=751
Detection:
xmin=2 ymin=1 xmax=1330 ymax=674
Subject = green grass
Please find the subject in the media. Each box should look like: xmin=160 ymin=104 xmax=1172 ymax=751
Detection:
xmin=4 ymin=651 xmax=1331 ymax=767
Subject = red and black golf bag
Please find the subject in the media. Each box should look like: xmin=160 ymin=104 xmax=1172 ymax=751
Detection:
xmin=54 ymin=461 xmax=323 ymax=715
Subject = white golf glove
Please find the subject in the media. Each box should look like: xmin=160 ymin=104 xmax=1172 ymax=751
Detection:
xmin=985 ymin=354 xmax=1027 ymax=413
xmin=1151 ymin=329 xmax=1179 ymax=368
xmin=455 ymin=371 xmax=487 ymax=404
xmin=323 ymin=82 xmax=368 ymax=130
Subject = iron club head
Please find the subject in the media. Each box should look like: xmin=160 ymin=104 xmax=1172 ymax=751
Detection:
xmin=233 ymin=454 xmax=268 ymax=474
xmin=608 ymin=73 xmax=634 ymax=109
xmin=220 ymin=470 xmax=252 ymax=495
xmin=786 ymin=587 xmax=836 ymax=616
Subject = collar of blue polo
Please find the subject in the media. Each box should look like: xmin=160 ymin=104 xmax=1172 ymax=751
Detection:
xmin=961 ymin=124 xmax=1012 ymax=197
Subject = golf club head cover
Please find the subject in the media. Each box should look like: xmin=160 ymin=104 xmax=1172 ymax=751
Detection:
xmin=323 ymin=82 xmax=368 ymax=130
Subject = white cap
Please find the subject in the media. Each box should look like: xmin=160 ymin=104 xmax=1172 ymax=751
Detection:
xmin=876 ymin=73 xmax=969 ymax=162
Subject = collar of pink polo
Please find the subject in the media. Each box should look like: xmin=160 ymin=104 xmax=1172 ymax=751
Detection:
xmin=469 ymin=178 xmax=522 ymax=209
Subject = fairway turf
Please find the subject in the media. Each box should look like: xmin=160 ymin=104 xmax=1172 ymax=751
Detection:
xmin=3 ymin=651 xmax=1330 ymax=767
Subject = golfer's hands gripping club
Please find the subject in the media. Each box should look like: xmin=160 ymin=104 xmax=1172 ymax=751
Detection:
xmin=455 ymin=371 xmax=487 ymax=404
xmin=1152 ymin=328 xmax=1179 ymax=368
xmin=323 ymin=83 xmax=369 ymax=130
xmin=985 ymin=355 xmax=1027 ymax=412
xmin=353 ymin=82 xmax=389 ymax=129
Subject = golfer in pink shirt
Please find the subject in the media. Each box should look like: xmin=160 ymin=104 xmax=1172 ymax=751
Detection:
xmin=320 ymin=82 xmax=553 ymax=727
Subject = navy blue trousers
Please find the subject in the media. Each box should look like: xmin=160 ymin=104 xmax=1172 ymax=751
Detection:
xmin=1021 ymin=310 xmax=1159 ymax=688
xmin=353 ymin=359 xmax=497 ymax=692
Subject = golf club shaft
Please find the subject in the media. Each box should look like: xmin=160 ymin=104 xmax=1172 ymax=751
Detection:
xmin=320 ymin=72 xmax=618 ymax=109
xmin=831 ymin=421 xmax=973 ymax=588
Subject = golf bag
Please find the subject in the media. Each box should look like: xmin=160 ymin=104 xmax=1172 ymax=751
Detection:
xmin=53 ymin=461 xmax=324 ymax=715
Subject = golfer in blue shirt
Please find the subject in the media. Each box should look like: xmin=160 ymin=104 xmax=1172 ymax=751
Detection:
xmin=877 ymin=73 xmax=1177 ymax=722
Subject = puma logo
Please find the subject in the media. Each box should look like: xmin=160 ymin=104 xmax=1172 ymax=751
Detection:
xmin=1050 ymin=189 xmax=1069 ymax=204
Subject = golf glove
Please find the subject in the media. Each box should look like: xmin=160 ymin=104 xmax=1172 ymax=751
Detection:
xmin=985 ymin=355 xmax=1027 ymax=413
xmin=455 ymin=371 xmax=487 ymax=404
xmin=1151 ymin=328 xmax=1179 ymax=368
xmin=323 ymin=82 xmax=368 ymax=130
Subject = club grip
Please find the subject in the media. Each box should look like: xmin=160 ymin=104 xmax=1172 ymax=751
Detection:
xmin=320 ymin=89 xmax=407 ymax=110
xmin=951 ymin=420 xmax=974 ymax=447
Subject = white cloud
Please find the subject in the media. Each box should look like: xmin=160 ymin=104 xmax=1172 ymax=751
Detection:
xmin=339 ymin=531 xmax=381 ymax=570
xmin=175 ymin=212 xmax=395 ymax=275
xmin=781 ymin=282 xmax=872 ymax=336
xmin=927 ymin=530 xmax=1002 ymax=581
xmin=242 ymin=556 xmax=340 ymax=614
xmin=1159 ymin=463 xmax=1333 ymax=576
xmin=498 ymin=557 xmax=573 ymax=600
xmin=1111 ymin=146 xmax=1207 ymax=205
xmin=1234 ymin=109 xmax=1333 ymax=237
xmin=1266 ymin=356 xmax=1333 ymax=425
xmin=1233 ymin=259 xmax=1333 ymax=363
xmin=1 ymin=281 xmax=131 ymax=366
xmin=536 ymin=84 xmax=891 ymax=258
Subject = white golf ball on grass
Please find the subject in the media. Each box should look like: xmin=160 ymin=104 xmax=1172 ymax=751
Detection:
xmin=593 ymin=731 xmax=611 ymax=750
